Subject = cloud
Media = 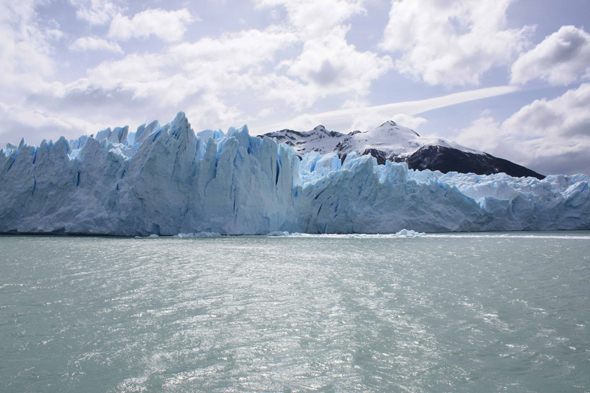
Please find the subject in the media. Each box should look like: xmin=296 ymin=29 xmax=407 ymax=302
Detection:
xmin=45 ymin=28 xmax=64 ymax=40
xmin=254 ymin=85 xmax=519 ymax=133
xmin=108 ymin=8 xmax=195 ymax=42
xmin=347 ymin=112 xmax=427 ymax=133
xmin=70 ymin=0 xmax=120 ymax=25
xmin=256 ymin=0 xmax=392 ymax=109
xmin=255 ymin=0 xmax=365 ymax=38
xmin=390 ymin=114 xmax=427 ymax=130
xmin=77 ymin=27 xmax=299 ymax=105
xmin=456 ymin=84 xmax=590 ymax=175
xmin=0 ymin=0 xmax=534 ymax=151
xmin=35 ymin=0 xmax=392 ymax=134
xmin=380 ymin=0 xmax=533 ymax=86
xmin=20 ymin=26 xmax=300 ymax=137
xmin=85 ymin=54 xmax=165 ymax=94
xmin=308 ymin=60 xmax=339 ymax=86
xmin=0 ymin=102 xmax=100 ymax=146
xmin=69 ymin=36 xmax=123 ymax=54
xmin=1 ymin=1 xmax=394 ymax=145
xmin=511 ymin=26 xmax=590 ymax=86
xmin=168 ymin=27 xmax=298 ymax=76
xmin=0 ymin=0 xmax=58 ymax=100
xmin=266 ymin=25 xmax=392 ymax=110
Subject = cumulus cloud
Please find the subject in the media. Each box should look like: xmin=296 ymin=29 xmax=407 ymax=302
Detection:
xmin=456 ymin=84 xmax=590 ymax=175
xmin=80 ymin=27 xmax=299 ymax=104
xmin=108 ymin=8 xmax=195 ymax=42
xmin=169 ymin=27 xmax=298 ymax=76
xmin=70 ymin=0 xmax=120 ymax=25
xmin=256 ymin=0 xmax=392 ymax=109
xmin=380 ymin=0 xmax=533 ymax=86
xmin=1 ymin=0 xmax=398 ymax=145
xmin=267 ymin=25 xmax=392 ymax=110
xmin=511 ymin=25 xmax=590 ymax=85
xmin=21 ymin=27 xmax=300 ymax=135
xmin=32 ymin=0 xmax=392 ymax=135
xmin=69 ymin=36 xmax=123 ymax=54
xmin=7 ymin=0 xmax=570 ymax=157
xmin=0 ymin=0 xmax=58 ymax=100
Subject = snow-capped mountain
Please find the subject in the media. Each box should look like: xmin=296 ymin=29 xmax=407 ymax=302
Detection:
xmin=263 ymin=121 xmax=544 ymax=179
xmin=261 ymin=125 xmax=347 ymax=155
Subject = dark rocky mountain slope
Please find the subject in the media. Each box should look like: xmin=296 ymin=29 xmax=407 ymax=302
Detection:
xmin=263 ymin=121 xmax=544 ymax=179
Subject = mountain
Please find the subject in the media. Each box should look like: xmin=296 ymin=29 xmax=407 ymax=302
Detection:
xmin=263 ymin=121 xmax=544 ymax=179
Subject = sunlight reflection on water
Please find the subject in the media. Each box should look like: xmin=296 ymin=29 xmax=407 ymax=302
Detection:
xmin=1 ymin=232 xmax=589 ymax=392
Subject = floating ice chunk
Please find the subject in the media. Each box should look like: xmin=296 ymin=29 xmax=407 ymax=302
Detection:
xmin=394 ymin=229 xmax=425 ymax=238
xmin=266 ymin=231 xmax=291 ymax=236
xmin=175 ymin=232 xmax=222 ymax=238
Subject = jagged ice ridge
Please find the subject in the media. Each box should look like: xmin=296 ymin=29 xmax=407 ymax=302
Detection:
xmin=1 ymin=112 xmax=589 ymax=235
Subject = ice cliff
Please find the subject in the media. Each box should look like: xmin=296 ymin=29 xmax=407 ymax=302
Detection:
xmin=1 ymin=112 xmax=589 ymax=235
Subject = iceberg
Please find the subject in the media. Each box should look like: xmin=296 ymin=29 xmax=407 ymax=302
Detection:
xmin=1 ymin=112 xmax=589 ymax=235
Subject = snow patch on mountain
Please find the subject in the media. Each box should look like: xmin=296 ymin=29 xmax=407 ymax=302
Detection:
xmin=264 ymin=120 xmax=480 ymax=160
xmin=262 ymin=125 xmax=347 ymax=156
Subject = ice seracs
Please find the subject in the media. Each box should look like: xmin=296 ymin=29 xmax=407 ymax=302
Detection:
xmin=1 ymin=112 xmax=588 ymax=235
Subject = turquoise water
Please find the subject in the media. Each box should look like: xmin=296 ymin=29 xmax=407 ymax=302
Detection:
xmin=1 ymin=233 xmax=589 ymax=392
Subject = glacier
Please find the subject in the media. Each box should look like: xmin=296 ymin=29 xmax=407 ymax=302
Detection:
xmin=1 ymin=112 xmax=589 ymax=236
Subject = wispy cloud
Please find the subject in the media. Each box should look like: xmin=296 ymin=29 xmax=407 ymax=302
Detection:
xmin=253 ymin=86 xmax=520 ymax=133
xmin=70 ymin=0 xmax=121 ymax=25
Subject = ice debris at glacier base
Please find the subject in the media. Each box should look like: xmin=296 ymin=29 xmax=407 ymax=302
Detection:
xmin=1 ymin=112 xmax=589 ymax=236
xmin=265 ymin=229 xmax=425 ymax=238
xmin=174 ymin=232 xmax=222 ymax=238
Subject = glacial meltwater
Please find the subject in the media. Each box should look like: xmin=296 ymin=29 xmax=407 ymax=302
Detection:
xmin=1 ymin=233 xmax=589 ymax=392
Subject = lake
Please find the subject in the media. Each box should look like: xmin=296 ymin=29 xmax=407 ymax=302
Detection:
xmin=1 ymin=232 xmax=589 ymax=392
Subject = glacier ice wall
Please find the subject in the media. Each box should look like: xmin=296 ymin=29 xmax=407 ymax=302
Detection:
xmin=1 ymin=112 xmax=589 ymax=235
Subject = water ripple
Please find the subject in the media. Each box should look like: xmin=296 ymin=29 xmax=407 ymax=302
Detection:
xmin=0 ymin=234 xmax=589 ymax=392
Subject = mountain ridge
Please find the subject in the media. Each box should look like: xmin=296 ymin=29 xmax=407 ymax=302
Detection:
xmin=262 ymin=121 xmax=544 ymax=179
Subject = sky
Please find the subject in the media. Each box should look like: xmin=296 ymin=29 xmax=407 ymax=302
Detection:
xmin=1 ymin=0 xmax=590 ymax=175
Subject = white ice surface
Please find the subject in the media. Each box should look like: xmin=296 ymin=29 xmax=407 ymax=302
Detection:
xmin=1 ymin=112 xmax=589 ymax=235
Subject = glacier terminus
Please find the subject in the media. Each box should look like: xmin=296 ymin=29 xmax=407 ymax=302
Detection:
xmin=1 ymin=112 xmax=589 ymax=236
